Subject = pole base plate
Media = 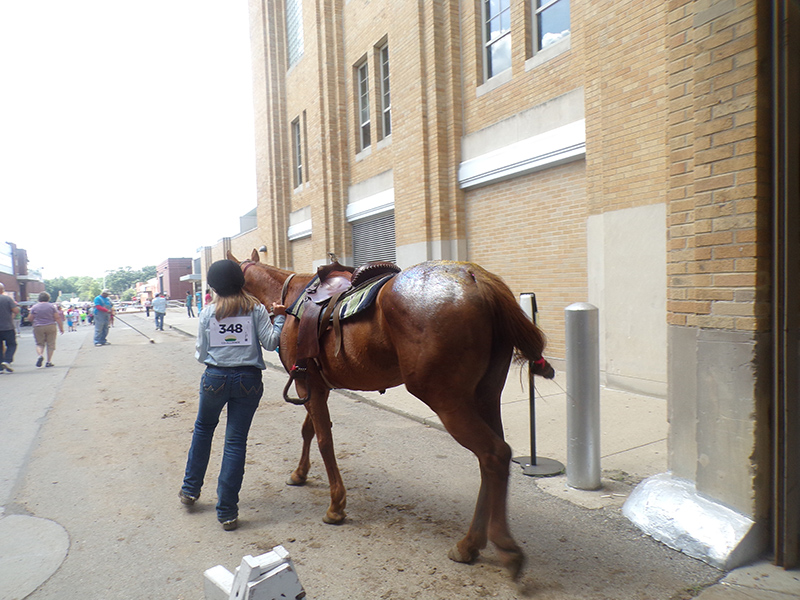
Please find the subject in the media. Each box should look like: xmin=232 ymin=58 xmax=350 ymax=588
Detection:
xmin=512 ymin=456 xmax=565 ymax=477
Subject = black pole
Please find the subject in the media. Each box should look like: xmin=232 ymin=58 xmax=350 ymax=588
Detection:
xmin=528 ymin=361 xmax=537 ymax=465
xmin=512 ymin=292 xmax=564 ymax=477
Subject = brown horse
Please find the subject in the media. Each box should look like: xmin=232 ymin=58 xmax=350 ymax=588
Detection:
xmin=230 ymin=249 xmax=555 ymax=579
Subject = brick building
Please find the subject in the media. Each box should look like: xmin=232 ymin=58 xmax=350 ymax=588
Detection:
xmin=204 ymin=0 xmax=797 ymax=567
xmin=0 ymin=241 xmax=45 ymax=301
xmin=155 ymin=258 xmax=193 ymax=300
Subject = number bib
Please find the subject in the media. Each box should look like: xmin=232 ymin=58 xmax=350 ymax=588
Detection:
xmin=209 ymin=316 xmax=253 ymax=347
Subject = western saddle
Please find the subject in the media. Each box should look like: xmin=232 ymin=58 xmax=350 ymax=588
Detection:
xmin=283 ymin=257 xmax=401 ymax=404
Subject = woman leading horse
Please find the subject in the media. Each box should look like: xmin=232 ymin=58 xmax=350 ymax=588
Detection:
xmin=231 ymin=249 xmax=555 ymax=579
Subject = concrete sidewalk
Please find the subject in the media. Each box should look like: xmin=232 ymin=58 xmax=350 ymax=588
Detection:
xmin=0 ymin=323 xmax=91 ymax=600
xmin=163 ymin=305 xmax=798 ymax=600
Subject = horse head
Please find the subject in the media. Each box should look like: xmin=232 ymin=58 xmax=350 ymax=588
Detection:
xmin=227 ymin=249 xmax=300 ymax=307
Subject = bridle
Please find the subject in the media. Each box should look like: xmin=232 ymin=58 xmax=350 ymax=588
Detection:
xmin=240 ymin=260 xmax=296 ymax=306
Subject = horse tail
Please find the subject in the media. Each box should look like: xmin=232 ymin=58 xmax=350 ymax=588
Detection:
xmin=471 ymin=265 xmax=556 ymax=379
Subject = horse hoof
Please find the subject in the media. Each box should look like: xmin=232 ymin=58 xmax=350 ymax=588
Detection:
xmin=286 ymin=473 xmax=306 ymax=486
xmin=448 ymin=544 xmax=478 ymax=564
xmin=500 ymin=549 xmax=526 ymax=580
xmin=323 ymin=510 xmax=346 ymax=524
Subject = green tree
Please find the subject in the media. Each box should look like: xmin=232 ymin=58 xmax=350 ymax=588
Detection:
xmin=77 ymin=277 xmax=101 ymax=301
xmin=141 ymin=266 xmax=156 ymax=281
xmin=43 ymin=264 xmax=159 ymax=303
xmin=104 ymin=268 xmax=133 ymax=295
xmin=45 ymin=277 xmax=78 ymax=302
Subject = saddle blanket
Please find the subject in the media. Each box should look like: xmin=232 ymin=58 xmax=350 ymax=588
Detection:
xmin=286 ymin=273 xmax=396 ymax=322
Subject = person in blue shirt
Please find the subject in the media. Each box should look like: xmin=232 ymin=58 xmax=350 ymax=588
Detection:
xmin=93 ymin=289 xmax=114 ymax=346
xmin=179 ymin=259 xmax=286 ymax=531
xmin=185 ymin=291 xmax=195 ymax=318
xmin=152 ymin=293 xmax=167 ymax=331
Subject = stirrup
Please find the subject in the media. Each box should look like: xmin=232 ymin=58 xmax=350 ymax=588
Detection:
xmin=283 ymin=366 xmax=310 ymax=405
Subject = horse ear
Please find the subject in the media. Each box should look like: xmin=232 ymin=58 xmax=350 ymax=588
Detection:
xmin=250 ymin=248 xmax=261 ymax=263
xmin=227 ymin=250 xmax=239 ymax=262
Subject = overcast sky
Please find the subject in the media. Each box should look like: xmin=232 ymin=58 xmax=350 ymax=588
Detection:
xmin=0 ymin=1 xmax=258 ymax=279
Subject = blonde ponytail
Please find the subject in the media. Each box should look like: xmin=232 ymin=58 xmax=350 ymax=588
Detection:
xmin=214 ymin=291 xmax=261 ymax=320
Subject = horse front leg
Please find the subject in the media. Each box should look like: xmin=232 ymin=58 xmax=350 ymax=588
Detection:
xmin=306 ymin=380 xmax=346 ymax=524
xmin=287 ymin=412 xmax=315 ymax=486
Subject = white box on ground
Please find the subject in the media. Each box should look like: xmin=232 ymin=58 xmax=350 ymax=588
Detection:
xmin=204 ymin=565 xmax=235 ymax=600
xmin=203 ymin=545 xmax=305 ymax=600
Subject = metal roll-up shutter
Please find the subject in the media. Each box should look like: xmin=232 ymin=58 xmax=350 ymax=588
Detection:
xmin=352 ymin=212 xmax=396 ymax=265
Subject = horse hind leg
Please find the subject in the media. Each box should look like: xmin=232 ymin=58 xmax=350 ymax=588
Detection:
xmin=436 ymin=405 xmax=525 ymax=579
xmin=287 ymin=412 xmax=315 ymax=486
xmin=448 ymin=478 xmax=489 ymax=563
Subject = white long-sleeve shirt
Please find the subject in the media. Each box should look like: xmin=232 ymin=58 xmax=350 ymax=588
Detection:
xmin=195 ymin=303 xmax=285 ymax=370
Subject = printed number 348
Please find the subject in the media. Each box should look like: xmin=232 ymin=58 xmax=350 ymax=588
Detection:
xmin=218 ymin=323 xmax=244 ymax=334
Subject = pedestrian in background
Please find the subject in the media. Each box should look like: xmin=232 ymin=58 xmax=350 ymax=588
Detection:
xmin=66 ymin=307 xmax=76 ymax=332
xmin=93 ymin=289 xmax=114 ymax=346
xmin=179 ymin=259 xmax=286 ymax=531
xmin=185 ymin=291 xmax=195 ymax=318
xmin=0 ymin=282 xmax=20 ymax=373
xmin=28 ymin=291 xmax=63 ymax=367
xmin=152 ymin=293 xmax=167 ymax=331
xmin=144 ymin=297 xmax=152 ymax=317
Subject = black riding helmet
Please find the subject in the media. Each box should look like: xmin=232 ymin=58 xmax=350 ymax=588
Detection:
xmin=206 ymin=260 xmax=245 ymax=297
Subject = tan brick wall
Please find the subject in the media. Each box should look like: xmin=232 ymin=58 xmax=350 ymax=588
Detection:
xmin=228 ymin=230 xmax=265 ymax=265
xmin=290 ymin=237 xmax=314 ymax=273
xmin=582 ymin=1 xmax=668 ymax=215
xmin=465 ymin=161 xmax=587 ymax=360
xmin=666 ymin=0 xmax=769 ymax=333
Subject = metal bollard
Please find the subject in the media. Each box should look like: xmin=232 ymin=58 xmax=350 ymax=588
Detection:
xmin=565 ymin=302 xmax=601 ymax=490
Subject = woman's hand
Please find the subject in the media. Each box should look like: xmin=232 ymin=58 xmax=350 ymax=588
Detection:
xmin=271 ymin=302 xmax=286 ymax=317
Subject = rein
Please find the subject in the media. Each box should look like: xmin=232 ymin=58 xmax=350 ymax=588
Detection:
xmin=239 ymin=260 xmax=308 ymax=404
xmin=281 ymin=273 xmax=296 ymax=305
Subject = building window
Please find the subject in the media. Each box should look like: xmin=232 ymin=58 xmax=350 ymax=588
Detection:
xmin=357 ymin=60 xmax=371 ymax=151
xmin=533 ymin=0 xmax=570 ymax=51
xmin=291 ymin=117 xmax=303 ymax=187
xmin=286 ymin=0 xmax=304 ymax=68
xmin=379 ymin=44 xmax=391 ymax=138
xmin=484 ymin=0 xmax=511 ymax=79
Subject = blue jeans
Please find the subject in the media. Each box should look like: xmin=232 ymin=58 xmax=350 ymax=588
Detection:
xmin=154 ymin=312 xmax=165 ymax=330
xmin=0 ymin=329 xmax=16 ymax=363
xmin=94 ymin=313 xmax=110 ymax=345
xmin=181 ymin=366 xmax=264 ymax=522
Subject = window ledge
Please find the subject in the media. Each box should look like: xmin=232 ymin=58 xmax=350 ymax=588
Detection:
xmin=525 ymin=33 xmax=571 ymax=72
xmin=458 ymin=119 xmax=585 ymax=189
xmin=476 ymin=68 xmax=513 ymax=98
xmin=288 ymin=219 xmax=312 ymax=241
xmin=377 ymin=134 xmax=392 ymax=151
xmin=292 ymin=182 xmax=310 ymax=194
xmin=346 ymin=188 xmax=394 ymax=222
xmin=355 ymin=146 xmax=372 ymax=162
